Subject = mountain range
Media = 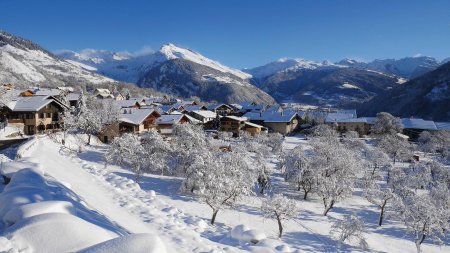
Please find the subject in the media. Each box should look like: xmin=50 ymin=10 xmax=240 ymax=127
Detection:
xmin=1 ymin=30 xmax=449 ymax=119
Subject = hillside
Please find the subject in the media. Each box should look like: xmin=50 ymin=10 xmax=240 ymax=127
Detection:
xmin=358 ymin=61 xmax=450 ymax=121
xmin=0 ymin=31 xmax=115 ymax=87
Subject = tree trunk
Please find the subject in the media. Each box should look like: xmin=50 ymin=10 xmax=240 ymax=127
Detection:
xmin=378 ymin=201 xmax=387 ymax=226
xmin=87 ymin=134 xmax=91 ymax=145
xmin=276 ymin=215 xmax=283 ymax=238
xmin=211 ymin=209 xmax=219 ymax=225
xmin=323 ymin=200 xmax=334 ymax=216
xmin=303 ymin=190 xmax=309 ymax=200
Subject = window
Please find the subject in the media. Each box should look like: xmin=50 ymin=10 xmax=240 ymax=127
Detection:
xmin=47 ymin=113 xmax=52 ymax=118
xmin=39 ymin=113 xmax=44 ymax=119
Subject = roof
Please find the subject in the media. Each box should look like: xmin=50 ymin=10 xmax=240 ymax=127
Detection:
xmin=207 ymin=103 xmax=233 ymax=110
xmin=335 ymin=117 xmax=376 ymax=124
xmin=119 ymin=109 xmax=158 ymax=125
xmin=66 ymin=93 xmax=81 ymax=101
xmin=182 ymin=105 xmax=206 ymax=112
xmin=157 ymin=105 xmax=174 ymax=114
xmin=191 ymin=110 xmax=217 ymax=119
xmin=243 ymin=111 xmax=297 ymax=123
xmin=7 ymin=96 xmax=68 ymax=112
xmin=325 ymin=112 xmax=357 ymax=123
xmin=94 ymin=88 xmax=111 ymax=94
xmin=222 ymin=115 xmax=247 ymax=122
xmin=114 ymin=99 xmax=142 ymax=108
xmin=435 ymin=122 xmax=450 ymax=131
xmin=401 ymin=118 xmax=437 ymax=131
xmin=244 ymin=121 xmax=264 ymax=128
xmin=34 ymin=89 xmax=61 ymax=96
xmin=156 ymin=114 xmax=189 ymax=125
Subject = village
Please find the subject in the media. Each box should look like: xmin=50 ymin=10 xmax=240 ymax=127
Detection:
xmin=1 ymin=84 xmax=449 ymax=143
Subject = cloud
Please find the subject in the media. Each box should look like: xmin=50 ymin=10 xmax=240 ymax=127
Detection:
xmin=413 ymin=53 xmax=423 ymax=57
xmin=131 ymin=46 xmax=154 ymax=56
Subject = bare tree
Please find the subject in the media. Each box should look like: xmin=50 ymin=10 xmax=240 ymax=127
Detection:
xmin=261 ymin=194 xmax=299 ymax=237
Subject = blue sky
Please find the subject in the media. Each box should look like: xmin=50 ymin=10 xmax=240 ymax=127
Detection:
xmin=1 ymin=0 xmax=449 ymax=68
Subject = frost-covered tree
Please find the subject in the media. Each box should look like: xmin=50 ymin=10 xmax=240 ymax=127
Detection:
xmin=363 ymin=147 xmax=391 ymax=177
xmin=310 ymin=124 xmax=338 ymax=138
xmin=371 ymin=112 xmax=403 ymax=135
xmin=396 ymin=190 xmax=450 ymax=253
xmin=141 ymin=129 xmax=172 ymax=175
xmin=283 ymin=146 xmax=315 ymax=200
xmin=255 ymin=153 xmax=272 ymax=194
xmin=311 ymin=138 xmax=361 ymax=215
xmin=182 ymin=145 xmax=257 ymax=225
xmin=261 ymin=194 xmax=299 ymax=238
xmin=376 ymin=133 xmax=411 ymax=164
xmin=364 ymin=177 xmax=397 ymax=226
xmin=71 ymin=95 xmax=119 ymax=145
xmin=104 ymin=133 xmax=147 ymax=182
xmin=330 ymin=214 xmax=368 ymax=250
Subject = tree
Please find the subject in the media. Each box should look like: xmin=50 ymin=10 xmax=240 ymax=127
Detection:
xmin=71 ymin=95 xmax=119 ymax=145
xmin=283 ymin=146 xmax=315 ymax=200
xmin=330 ymin=214 xmax=368 ymax=250
xmin=397 ymin=191 xmax=450 ymax=253
xmin=371 ymin=112 xmax=403 ymax=135
xmin=181 ymin=145 xmax=257 ymax=225
xmin=255 ymin=153 xmax=272 ymax=194
xmin=261 ymin=194 xmax=299 ymax=238
xmin=104 ymin=133 xmax=147 ymax=182
xmin=364 ymin=177 xmax=397 ymax=226
xmin=311 ymin=138 xmax=361 ymax=215
xmin=141 ymin=129 xmax=172 ymax=175
xmin=376 ymin=134 xmax=411 ymax=164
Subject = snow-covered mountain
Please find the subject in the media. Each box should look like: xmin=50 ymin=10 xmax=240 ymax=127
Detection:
xmin=244 ymin=58 xmax=342 ymax=80
xmin=59 ymin=44 xmax=274 ymax=104
xmin=0 ymin=31 xmax=115 ymax=87
xmin=358 ymin=60 xmax=450 ymax=121
xmin=337 ymin=56 xmax=441 ymax=79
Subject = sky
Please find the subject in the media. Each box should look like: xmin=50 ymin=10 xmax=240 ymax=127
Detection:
xmin=1 ymin=0 xmax=449 ymax=69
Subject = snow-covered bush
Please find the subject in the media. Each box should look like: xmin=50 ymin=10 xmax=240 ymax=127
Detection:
xmin=261 ymin=194 xmax=299 ymax=238
xmin=330 ymin=214 xmax=368 ymax=250
xmin=371 ymin=112 xmax=403 ymax=135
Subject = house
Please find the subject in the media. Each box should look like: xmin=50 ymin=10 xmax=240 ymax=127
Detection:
xmin=2 ymin=83 xmax=13 ymax=90
xmin=180 ymin=104 xmax=208 ymax=113
xmin=220 ymin=116 xmax=247 ymax=136
xmin=99 ymin=109 xmax=161 ymax=143
xmin=4 ymin=96 xmax=69 ymax=135
xmin=243 ymin=121 xmax=266 ymax=136
xmin=94 ymin=88 xmax=114 ymax=99
xmin=435 ymin=122 xmax=450 ymax=131
xmin=207 ymin=103 xmax=234 ymax=115
xmin=243 ymin=110 xmax=300 ymax=135
xmin=66 ymin=93 xmax=82 ymax=108
xmin=334 ymin=117 xmax=376 ymax=136
xmin=114 ymin=99 xmax=142 ymax=109
xmin=188 ymin=110 xmax=217 ymax=123
xmin=156 ymin=114 xmax=192 ymax=135
xmin=113 ymin=91 xmax=125 ymax=101
xmin=401 ymin=118 xmax=438 ymax=139
xmin=34 ymin=88 xmax=62 ymax=97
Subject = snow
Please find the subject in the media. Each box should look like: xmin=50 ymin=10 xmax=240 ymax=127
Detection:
xmin=78 ymin=233 xmax=166 ymax=253
xmin=160 ymin=44 xmax=251 ymax=80
xmin=1 ymin=133 xmax=448 ymax=253
xmin=340 ymin=82 xmax=360 ymax=89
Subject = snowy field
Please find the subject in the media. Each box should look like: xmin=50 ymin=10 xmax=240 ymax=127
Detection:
xmin=0 ymin=133 xmax=449 ymax=253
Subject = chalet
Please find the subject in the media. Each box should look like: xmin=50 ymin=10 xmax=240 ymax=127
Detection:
xmin=220 ymin=116 xmax=247 ymax=136
xmin=188 ymin=110 xmax=217 ymax=123
xmin=334 ymin=117 xmax=376 ymax=136
xmin=243 ymin=110 xmax=300 ymax=135
xmin=2 ymin=83 xmax=13 ymax=90
xmin=4 ymin=96 xmax=69 ymax=135
xmin=99 ymin=109 xmax=161 ymax=143
xmin=35 ymin=88 xmax=62 ymax=97
xmin=114 ymin=99 xmax=142 ymax=109
xmin=156 ymin=105 xmax=176 ymax=115
xmin=156 ymin=114 xmax=192 ymax=135
xmin=180 ymin=104 xmax=208 ymax=113
xmin=94 ymin=88 xmax=114 ymax=99
xmin=66 ymin=93 xmax=82 ymax=108
xmin=207 ymin=103 xmax=234 ymax=116
xmin=113 ymin=92 xmax=125 ymax=101
xmin=401 ymin=118 xmax=438 ymax=139
xmin=243 ymin=121 xmax=266 ymax=136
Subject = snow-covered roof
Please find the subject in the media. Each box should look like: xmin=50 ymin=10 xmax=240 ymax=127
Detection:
xmin=325 ymin=112 xmax=357 ymax=123
xmin=34 ymin=89 xmax=61 ymax=96
xmin=66 ymin=93 xmax=81 ymax=101
xmin=94 ymin=88 xmax=111 ymax=94
xmin=114 ymin=99 xmax=142 ymax=108
xmin=222 ymin=115 xmax=247 ymax=122
xmin=207 ymin=103 xmax=233 ymax=110
xmin=191 ymin=110 xmax=217 ymax=119
xmin=119 ymin=109 xmax=158 ymax=125
xmin=335 ymin=117 xmax=376 ymax=124
xmin=401 ymin=118 xmax=437 ymax=130
xmin=156 ymin=114 xmax=189 ymax=125
xmin=244 ymin=121 xmax=264 ymax=128
xmin=243 ymin=111 xmax=297 ymax=123
xmin=182 ymin=105 xmax=205 ymax=111
xmin=157 ymin=105 xmax=174 ymax=114
xmin=435 ymin=122 xmax=450 ymax=131
xmin=7 ymin=96 xmax=67 ymax=112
